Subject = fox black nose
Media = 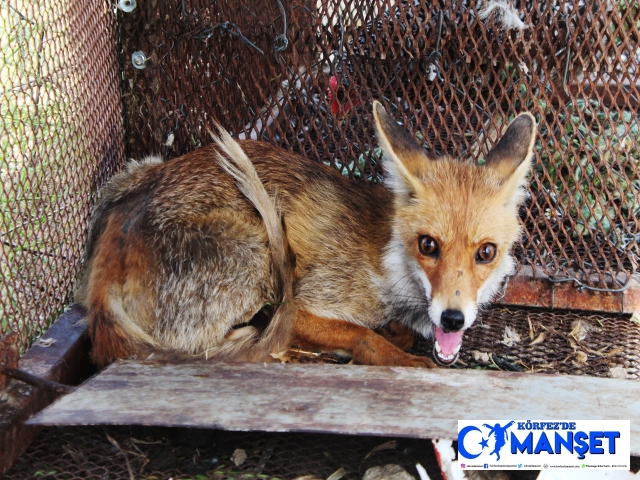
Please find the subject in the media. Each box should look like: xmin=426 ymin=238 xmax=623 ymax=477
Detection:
xmin=441 ymin=309 xmax=465 ymax=332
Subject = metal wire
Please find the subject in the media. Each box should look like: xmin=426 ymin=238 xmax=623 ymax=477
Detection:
xmin=271 ymin=0 xmax=289 ymax=62
xmin=6 ymin=426 xmax=445 ymax=479
xmin=0 ymin=0 xmax=125 ymax=353
xmin=119 ymin=0 xmax=640 ymax=291
xmin=3 ymin=0 xmax=640 ymax=356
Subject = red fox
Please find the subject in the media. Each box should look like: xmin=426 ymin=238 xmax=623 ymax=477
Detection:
xmin=76 ymin=101 xmax=535 ymax=368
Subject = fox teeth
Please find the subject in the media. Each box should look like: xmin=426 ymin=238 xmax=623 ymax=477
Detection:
xmin=435 ymin=341 xmax=461 ymax=357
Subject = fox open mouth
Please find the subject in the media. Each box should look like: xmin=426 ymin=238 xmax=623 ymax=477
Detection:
xmin=433 ymin=325 xmax=464 ymax=365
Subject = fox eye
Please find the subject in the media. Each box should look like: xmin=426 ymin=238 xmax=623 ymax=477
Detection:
xmin=418 ymin=235 xmax=439 ymax=257
xmin=476 ymin=243 xmax=497 ymax=263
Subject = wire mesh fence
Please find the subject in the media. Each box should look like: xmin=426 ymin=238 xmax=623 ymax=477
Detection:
xmin=120 ymin=0 xmax=640 ymax=292
xmin=0 ymin=0 xmax=124 ymax=352
xmin=6 ymin=426 xmax=448 ymax=480
xmin=2 ymin=2 xmax=640 ymax=477
xmin=2 ymin=0 xmax=640 ymax=353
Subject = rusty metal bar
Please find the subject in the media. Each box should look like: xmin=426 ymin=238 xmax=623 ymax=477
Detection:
xmin=498 ymin=267 xmax=640 ymax=314
xmin=0 ymin=305 xmax=93 ymax=477
xmin=0 ymin=333 xmax=19 ymax=390
xmin=0 ymin=366 xmax=76 ymax=395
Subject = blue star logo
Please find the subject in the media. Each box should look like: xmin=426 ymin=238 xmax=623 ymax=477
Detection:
xmin=479 ymin=437 xmax=489 ymax=449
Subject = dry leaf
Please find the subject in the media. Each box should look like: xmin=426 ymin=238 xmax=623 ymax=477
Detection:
xmin=609 ymin=367 xmax=629 ymax=379
xmin=326 ymin=467 xmax=346 ymax=480
xmin=518 ymin=60 xmax=530 ymax=75
xmin=568 ymin=339 xmax=581 ymax=351
xmin=363 ymin=440 xmax=397 ymax=460
xmin=570 ymin=320 xmax=591 ymax=341
xmin=362 ymin=464 xmax=414 ymax=480
xmin=527 ymin=315 xmax=534 ymax=340
xmin=38 ymin=338 xmax=56 ymax=347
xmin=431 ymin=440 xmax=459 ymax=480
xmin=270 ymin=351 xmax=292 ymax=363
xmin=631 ymin=311 xmax=640 ymax=326
xmin=106 ymin=435 xmax=134 ymax=480
xmin=604 ymin=348 xmax=623 ymax=357
xmin=501 ymin=326 xmax=521 ymax=346
xmin=231 ymin=448 xmax=247 ymax=466
xmin=472 ymin=350 xmax=490 ymax=364
xmin=574 ymin=351 xmax=588 ymax=363
xmin=529 ymin=332 xmax=545 ymax=345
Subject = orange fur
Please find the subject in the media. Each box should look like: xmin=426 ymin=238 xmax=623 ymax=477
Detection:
xmin=293 ymin=311 xmax=435 ymax=368
xmin=78 ymin=102 xmax=535 ymax=368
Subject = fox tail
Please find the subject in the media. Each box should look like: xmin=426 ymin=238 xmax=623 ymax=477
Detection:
xmin=207 ymin=125 xmax=296 ymax=361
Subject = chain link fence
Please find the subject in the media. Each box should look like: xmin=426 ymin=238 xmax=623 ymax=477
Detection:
xmin=6 ymin=426 xmax=447 ymax=480
xmin=2 ymin=3 xmax=639 ymax=477
xmin=1 ymin=0 xmax=640 ymax=352
xmin=0 ymin=0 xmax=124 ymax=352
xmin=120 ymin=0 xmax=640 ymax=292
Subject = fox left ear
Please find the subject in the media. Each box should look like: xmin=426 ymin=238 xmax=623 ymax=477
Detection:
xmin=373 ymin=101 xmax=429 ymax=198
xmin=486 ymin=113 xmax=536 ymax=207
xmin=485 ymin=113 xmax=536 ymax=181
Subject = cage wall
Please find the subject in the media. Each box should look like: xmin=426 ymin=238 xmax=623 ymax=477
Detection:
xmin=2 ymin=0 xmax=640 ymax=353
xmin=0 ymin=0 xmax=125 ymax=352
xmin=120 ymin=0 xmax=640 ymax=293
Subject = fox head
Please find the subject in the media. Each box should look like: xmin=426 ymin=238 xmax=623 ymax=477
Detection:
xmin=373 ymin=101 xmax=536 ymax=365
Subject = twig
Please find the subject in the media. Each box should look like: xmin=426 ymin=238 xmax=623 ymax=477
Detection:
xmin=5 ymin=2 xmax=36 ymax=24
xmin=1 ymin=239 xmax=67 ymax=259
xmin=0 ymin=364 xmax=75 ymax=394
xmin=416 ymin=463 xmax=431 ymax=480
xmin=106 ymin=435 xmax=135 ymax=480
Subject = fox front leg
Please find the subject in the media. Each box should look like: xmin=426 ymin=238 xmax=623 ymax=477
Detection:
xmin=293 ymin=311 xmax=436 ymax=368
xmin=376 ymin=320 xmax=416 ymax=352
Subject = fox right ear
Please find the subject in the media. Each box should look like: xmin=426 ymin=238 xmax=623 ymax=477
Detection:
xmin=373 ymin=101 xmax=428 ymax=198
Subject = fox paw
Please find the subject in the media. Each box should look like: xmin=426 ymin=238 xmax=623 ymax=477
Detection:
xmin=354 ymin=334 xmax=438 ymax=368
xmin=390 ymin=352 xmax=437 ymax=369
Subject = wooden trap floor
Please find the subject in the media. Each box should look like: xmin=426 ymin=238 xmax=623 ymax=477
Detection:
xmin=6 ymin=305 xmax=640 ymax=479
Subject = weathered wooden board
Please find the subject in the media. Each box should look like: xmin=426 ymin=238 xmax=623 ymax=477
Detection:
xmin=29 ymin=361 xmax=640 ymax=456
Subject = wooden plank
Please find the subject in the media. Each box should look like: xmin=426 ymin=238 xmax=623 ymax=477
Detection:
xmin=29 ymin=361 xmax=640 ymax=456
xmin=0 ymin=304 xmax=93 ymax=476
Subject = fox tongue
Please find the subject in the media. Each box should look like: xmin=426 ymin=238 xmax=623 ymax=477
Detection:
xmin=434 ymin=326 xmax=464 ymax=364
